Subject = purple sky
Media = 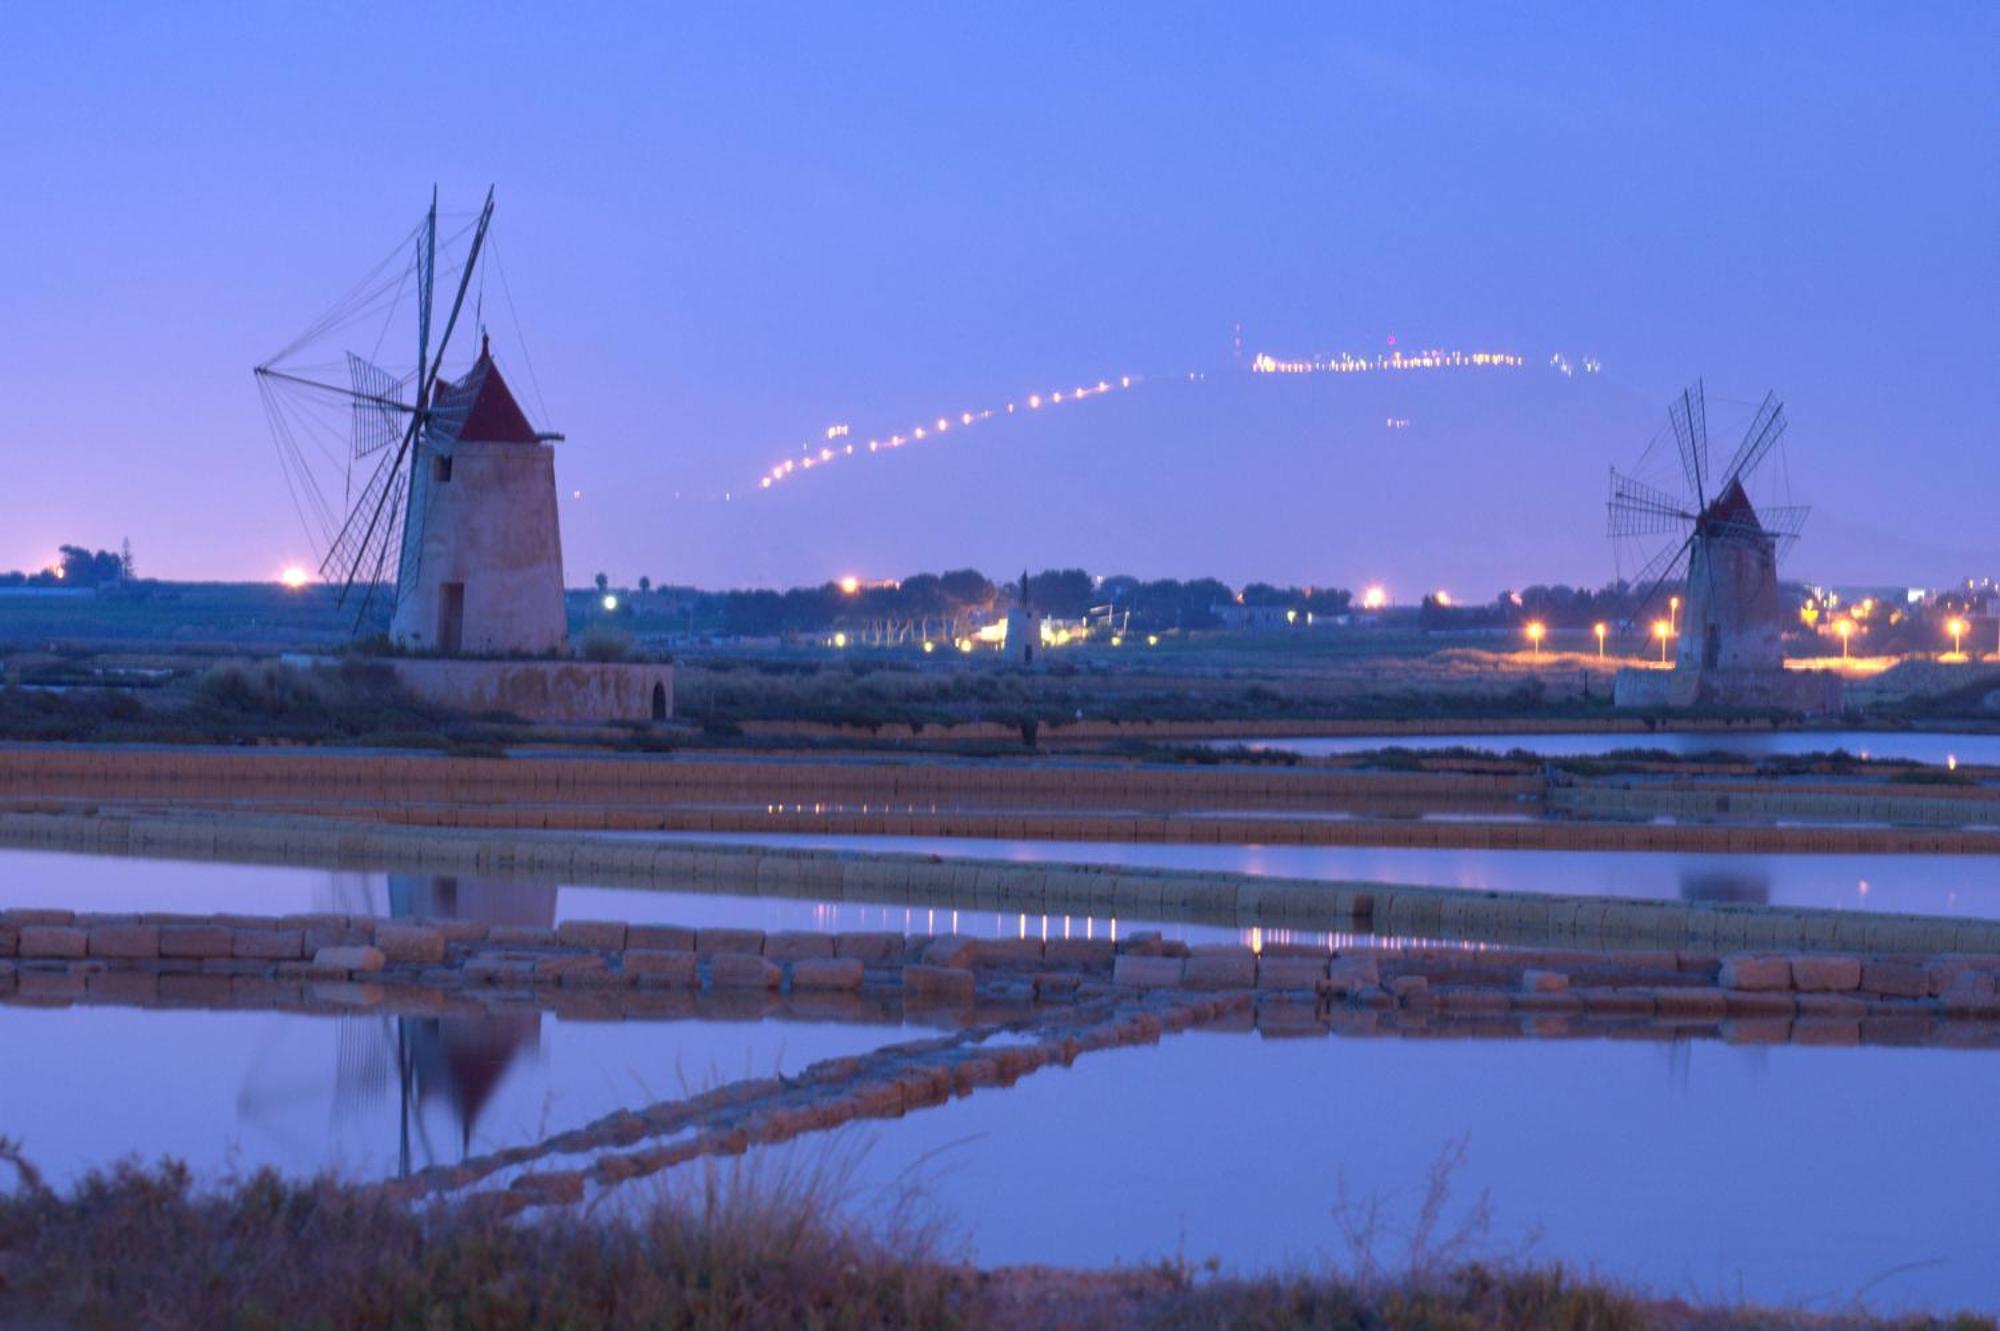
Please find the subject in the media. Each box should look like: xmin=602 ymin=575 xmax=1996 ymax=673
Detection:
xmin=4 ymin=5 xmax=1996 ymax=597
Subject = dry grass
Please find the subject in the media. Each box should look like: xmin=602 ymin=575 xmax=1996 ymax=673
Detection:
xmin=1 ymin=1139 xmax=1992 ymax=1331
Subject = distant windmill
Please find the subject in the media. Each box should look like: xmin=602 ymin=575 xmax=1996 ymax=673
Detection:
xmin=1608 ymin=380 xmax=1806 ymax=672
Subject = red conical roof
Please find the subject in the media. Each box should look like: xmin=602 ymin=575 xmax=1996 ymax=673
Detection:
xmin=431 ymin=336 xmax=539 ymax=445
xmin=1702 ymin=477 xmax=1762 ymax=531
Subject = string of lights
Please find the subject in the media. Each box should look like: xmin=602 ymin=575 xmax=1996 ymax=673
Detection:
xmin=756 ymin=374 xmax=1141 ymax=492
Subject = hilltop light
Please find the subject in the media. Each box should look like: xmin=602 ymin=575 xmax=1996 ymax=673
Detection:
xmin=279 ymin=565 xmax=311 ymax=590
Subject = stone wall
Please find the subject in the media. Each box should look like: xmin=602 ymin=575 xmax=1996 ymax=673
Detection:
xmin=386 ymin=657 xmax=673 ymax=724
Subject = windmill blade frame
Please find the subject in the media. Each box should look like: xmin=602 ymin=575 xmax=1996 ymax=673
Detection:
xmin=1717 ymin=391 xmax=1787 ymax=491
xmin=1667 ymin=379 xmax=1710 ymax=510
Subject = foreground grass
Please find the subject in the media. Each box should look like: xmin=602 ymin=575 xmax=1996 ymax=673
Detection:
xmin=0 ymin=1151 xmax=1990 ymax=1331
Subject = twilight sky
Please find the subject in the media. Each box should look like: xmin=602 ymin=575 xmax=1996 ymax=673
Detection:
xmin=3 ymin=4 xmax=1995 ymax=597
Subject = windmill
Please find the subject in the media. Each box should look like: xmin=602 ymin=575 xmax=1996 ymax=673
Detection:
xmin=255 ymin=187 xmax=541 ymax=634
xmin=1607 ymin=380 xmax=1806 ymax=673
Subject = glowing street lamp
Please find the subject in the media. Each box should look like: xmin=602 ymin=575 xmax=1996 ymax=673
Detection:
xmin=1593 ymin=622 xmax=1607 ymax=658
xmin=1652 ymin=619 xmax=1672 ymax=664
xmin=1669 ymin=595 xmax=1681 ymax=634
xmin=1836 ymin=617 xmax=1854 ymax=659
xmin=1948 ymin=616 xmax=1968 ymax=657
xmin=1525 ymin=621 xmax=1546 ymax=660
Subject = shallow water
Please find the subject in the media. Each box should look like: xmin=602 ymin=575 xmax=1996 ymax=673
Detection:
xmin=649 ymin=831 xmax=2000 ymax=919
xmin=802 ymin=1030 xmax=2000 ymax=1312
xmin=1217 ymin=729 xmax=2000 ymax=766
xmin=0 ymin=1003 xmax=902 ymax=1188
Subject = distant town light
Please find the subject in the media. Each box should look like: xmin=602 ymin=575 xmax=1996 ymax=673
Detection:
xmin=1433 ymin=590 xmax=1453 ymax=607
xmin=1362 ymin=585 xmax=1388 ymax=611
xmin=1593 ymin=621 xmax=1608 ymax=658
xmin=1145 ymin=634 xmax=1160 ymax=647
xmin=280 ymin=565 xmax=311 ymax=590
xmin=1948 ymin=616 xmax=1968 ymax=656
xmin=839 ymin=576 xmax=861 ymax=595
xmin=1652 ymin=618 xmax=1672 ymax=664
xmin=601 ymin=594 xmax=619 ymax=612
xmin=1525 ymin=621 xmax=1546 ymax=660
xmin=833 ymin=632 xmax=848 ymax=648
xmin=922 ymin=640 xmax=936 ymax=654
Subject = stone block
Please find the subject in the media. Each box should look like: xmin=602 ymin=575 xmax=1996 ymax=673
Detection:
xmin=626 ymin=923 xmax=695 ymax=952
xmin=19 ymin=926 xmax=86 ymax=960
xmin=696 ymin=928 xmax=765 ymax=956
xmin=832 ymin=931 xmax=901 ymax=963
xmin=1182 ymin=949 xmax=1255 ymax=990
xmin=901 ymin=964 xmax=975 ymax=1005
xmin=1520 ymin=969 xmax=1568 ymax=994
xmin=763 ymin=931 xmax=834 ymax=962
xmin=1791 ymin=955 xmax=1862 ymax=992
xmin=313 ymin=945 xmax=386 ymax=973
xmin=1650 ymin=987 xmax=1728 ymax=1020
xmin=233 ymin=929 xmax=304 ymax=961
xmin=557 ymin=920 xmax=628 ymax=951
xmin=464 ymin=956 xmax=536 ymax=984
xmin=623 ymin=950 xmax=699 ymax=987
xmin=790 ymin=958 xmax=864 ymax=991
xmin=709 ymin=953 xmax=781 ymax=989
xmin=1112 ymin=955 xmax=1187 ymax=990
xmin=0 ymin=924 xmax=15 ymax=957
xmin=1719 ymin=954 xmax=1793 ymax=991
xmin=304 ymin=925 xmax=370 ymax=953
xmin=489 ymin=925 xmax=559 ymax=947
xmin=1032 ymin=971 xmax=1081 ymax=1000
xmin=376 ymin=925 xmax=447 ymax=966
xmin=1324 ymin=954 xmax=1381 ymax=995
xmin=1044 ymin=938 xmax=1117 ymax=966
xmin=1860 ymin=960 xmax=1929 ymax=999
xmin=975 ymin=937 xmax=1044 ymax=967
xmin=88 ymin=924 xmax=161 ymax=960
xmin=158 ymin=925 xmax=232 ymax=960
xmin=921 ymin=935 xmax=978 ymax=968
xmin=1256 ymin=955 xmax=1328 ymax=991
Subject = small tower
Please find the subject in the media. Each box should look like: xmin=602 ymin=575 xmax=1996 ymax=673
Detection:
xmin=390 ymin=337 xmax=567 ymax=656
xmin=1006 ymin=568 xmax=1041 ymax=665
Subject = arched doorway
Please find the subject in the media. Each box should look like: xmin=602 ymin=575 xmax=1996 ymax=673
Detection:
xmin=650 ymin=681 xmax=668 ymax=721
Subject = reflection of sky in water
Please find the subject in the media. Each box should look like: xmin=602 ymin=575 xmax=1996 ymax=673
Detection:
xmin=803 ymin=1034 xmax=2000 ymax=1313
xmin=3 ymin=839 xmax=1995 ymax=952
xmin=0 ymin=1005 xmax=901 ymax=1189
xmin=1220 ymin=729 xmax=2000 ymax=767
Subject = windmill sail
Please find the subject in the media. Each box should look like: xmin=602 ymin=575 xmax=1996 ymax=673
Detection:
xmin=254 ymin=187 xmax=497 ymax=629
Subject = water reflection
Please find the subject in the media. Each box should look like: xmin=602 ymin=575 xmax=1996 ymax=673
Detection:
xmin=1219 ymin=729 xmax=2000 ymax=767
xmin=1678 ymin=864 xmax=1770 ymax=906
xmin=316 ymin=874 xmax=558 ymax=1175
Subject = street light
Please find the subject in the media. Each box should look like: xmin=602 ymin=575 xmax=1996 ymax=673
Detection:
xmin=1525 ymin=621 xmax=1546 ymax=660
xmin=1593 ymin=622 xmax=1607 ymax=658
xmin=1948 ymin=616 xmax=1968 ymax=657
xmin=1669 ymin=595 xmax=1681 ymax=634
xmin=1652 ymin=619 xmax=1671 ymax=664
xmin=1836 ymin=618 xmax=1854 ymax=659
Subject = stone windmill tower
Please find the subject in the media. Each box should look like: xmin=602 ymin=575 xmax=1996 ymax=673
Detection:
xmin=390 ymin=334 xmax=567 ymax=655
xmin=1607 ymin=380 xmax=1839 ymax=711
